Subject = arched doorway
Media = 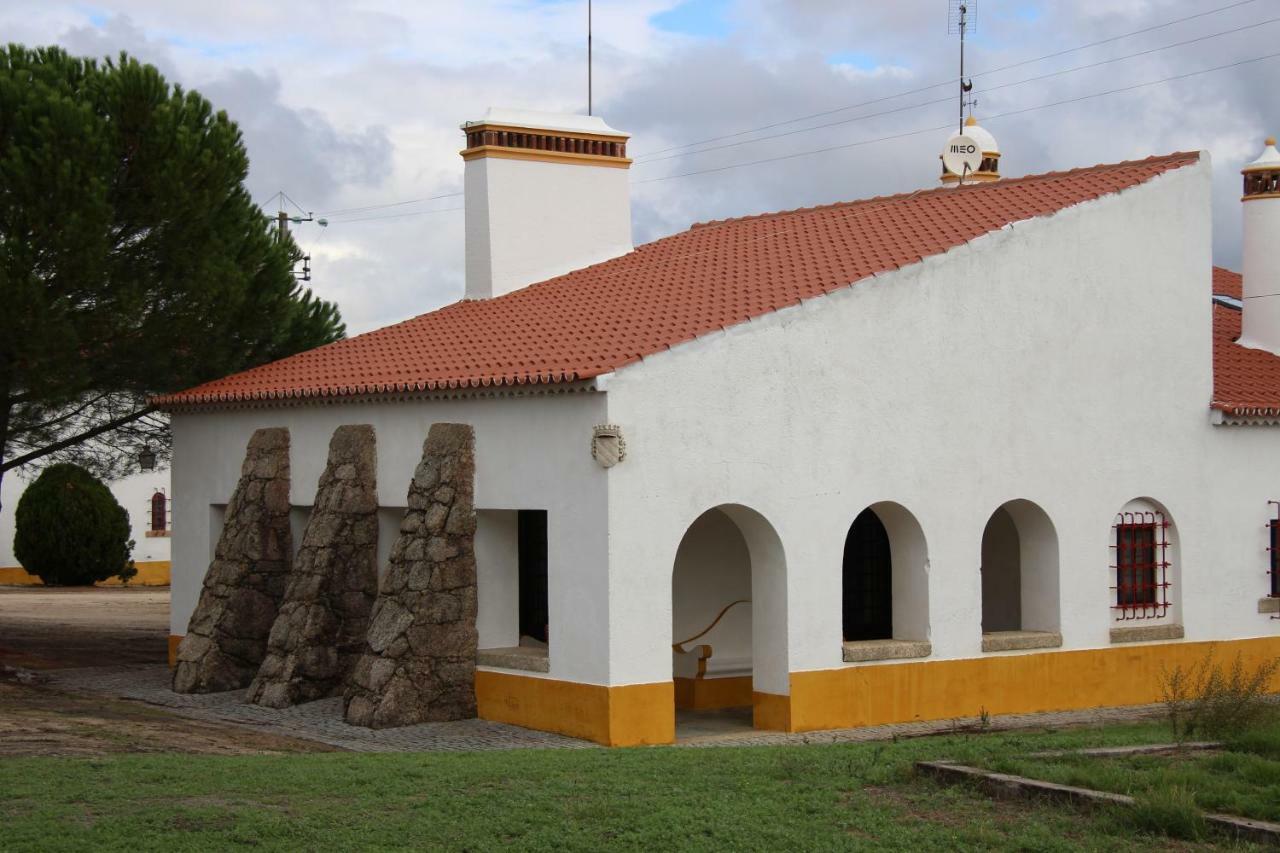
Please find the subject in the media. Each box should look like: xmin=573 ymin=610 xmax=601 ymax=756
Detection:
xmin=671 ymin=504 xmax=787 ymax=737
xmin=980 ymin=499 xmax=1061 ymax=650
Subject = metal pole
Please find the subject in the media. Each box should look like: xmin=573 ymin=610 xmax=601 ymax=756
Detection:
xmin=959 ymin=5 xmax=966 ymax=134
xmin=588 ymin=0 xmax=593 ymax=115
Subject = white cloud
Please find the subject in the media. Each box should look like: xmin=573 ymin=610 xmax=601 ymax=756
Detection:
xmin=4 ymin=0 xmax=1276 ymax=334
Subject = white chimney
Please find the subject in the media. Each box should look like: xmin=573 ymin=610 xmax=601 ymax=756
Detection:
xmin=461 ymin=108 xmax=633 ymax=300
xmin=1240 ymin=136 xmax=1280 ymax=354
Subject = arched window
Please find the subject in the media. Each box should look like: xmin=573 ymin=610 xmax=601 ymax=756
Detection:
xmin=150 ymin=490 xmax=167 ymax=533
xmin=1111 ymin=506 xmax=1171 ymax=620
xmin=840 ymin=502 xmax=930 ymax=661
xmin=1109 ymin=498 xmax=1182 ymax=642
xmin=979 ymin=500 xmax=1061 ymax=650
xmin=843 ymin=509 xmax=892 ymax=641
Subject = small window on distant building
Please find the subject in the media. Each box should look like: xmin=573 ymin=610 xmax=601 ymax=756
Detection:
xmin=150 ymin=491 xmax=168 ymax=533
xmin=1112 ymin=511 xmax=1170 ymax=619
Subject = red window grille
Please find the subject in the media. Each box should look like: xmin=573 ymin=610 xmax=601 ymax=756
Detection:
xmin=1269 ymin=502 xmax=1280 ymax=604
xmin=150 ymin=491 xmax=168 ymax=533
xmin=1111 ymin=511 xmax=1170 ymax=620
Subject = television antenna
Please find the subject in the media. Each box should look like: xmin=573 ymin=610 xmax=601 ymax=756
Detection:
xmin=948 ymin=0 xmax=977 ymax=134
xmin=587 ymin=0 xmax=593 ymax=115
xmin=269 ymin=191 xmax=327 ymax=282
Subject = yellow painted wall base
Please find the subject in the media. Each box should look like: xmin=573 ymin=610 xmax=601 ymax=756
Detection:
xmin=674 ymin=675 xmax=751 ymax=710
xmin=786 ymin=636 xmax=1280 ymax=733
xmin=0 ymin=560 xmax=170 ymax=587
xmin=168 ymin=635 xmax=183 ymax=668
xmin=476 ymin=670 xmax=674 ymax=746
xmin=753 ymin=691 xmax=793 ymax=731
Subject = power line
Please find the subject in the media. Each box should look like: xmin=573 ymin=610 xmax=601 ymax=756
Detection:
xmin=316 ymin=191 xmax=463 ymax=218
xmin=632 ymin=15 xmax=1280 ymax=167
xmin=280 ymin=190 xmax=310 ymax=216
xmin=633 ymin=49 xmax=1280 ymax=185
xmin=326 ymin=206 xmax=466 ymax=224
xmin=632 ymin=0 xmax=1262 ymax=160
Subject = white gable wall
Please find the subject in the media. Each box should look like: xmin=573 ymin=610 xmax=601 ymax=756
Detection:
xmin=599 ymin=155 xmax=1272 ymax=690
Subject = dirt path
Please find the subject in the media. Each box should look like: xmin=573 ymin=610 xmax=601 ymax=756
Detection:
xmin=0 ymin=681 xmax=334 ymax=756
xmin=0 ymin=586 xmax=168 ymax=669
xmin=0 ymin=586 xmax=333 ymax=755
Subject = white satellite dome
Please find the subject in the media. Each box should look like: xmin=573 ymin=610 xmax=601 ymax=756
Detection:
xmin=939 ymin=115 xmax=1001 ymax=186
xmin=963 ymin=114 xmax=999 ymax=155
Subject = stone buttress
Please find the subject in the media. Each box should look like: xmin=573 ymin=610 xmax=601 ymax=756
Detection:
xmin=172 ymin=428 xmax=292 ymax=693
xmin=247 ymin=424 xmax=379 ymax=707
xmin=344 ymin=423 xmax=478 ymax=728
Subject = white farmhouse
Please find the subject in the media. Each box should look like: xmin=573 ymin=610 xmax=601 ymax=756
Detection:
xmin=155 ymin=112 xmax=1280 ymax=745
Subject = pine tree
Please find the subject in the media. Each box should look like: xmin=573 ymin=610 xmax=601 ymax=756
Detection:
xmin=0 ymin=45 xmax=345 ymax=492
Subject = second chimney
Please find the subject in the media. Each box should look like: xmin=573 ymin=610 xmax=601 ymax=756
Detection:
xmin=460 ymin=108 xmax=633 ymax=300
xmin=1240 ymin=136 xmax=1280 ymax=354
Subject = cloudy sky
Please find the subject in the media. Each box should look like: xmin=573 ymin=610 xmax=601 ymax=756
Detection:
xmin=4 ymin=0 xmax=1278 ymax=334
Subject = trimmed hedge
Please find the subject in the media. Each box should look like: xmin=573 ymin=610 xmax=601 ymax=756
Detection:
xmin=13 ymin=463 xmax=135 ymax=586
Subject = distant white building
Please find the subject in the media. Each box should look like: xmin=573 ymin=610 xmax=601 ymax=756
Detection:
xmin=0 ymin=468 xmax=172 ymax=585
xmin=155 ymin=112 xmax=1280 ymax=745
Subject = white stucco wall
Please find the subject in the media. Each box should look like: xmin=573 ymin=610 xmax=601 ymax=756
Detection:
xmin=1 ymin=468 xmax=171 ymax=569
xmin=169 ymin=392 xmax=610 ymax=683
xmin=602 ymin=154 xmax=1277 ymax=690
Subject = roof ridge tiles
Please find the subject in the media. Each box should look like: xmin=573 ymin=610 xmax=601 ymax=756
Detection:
xmin=686 ymin=151 xmax=1199 ymax=232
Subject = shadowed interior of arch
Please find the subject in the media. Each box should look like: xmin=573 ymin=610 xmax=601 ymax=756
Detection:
xmin=979 ymin=499 xmax=1062 ymax=652
xmin=840 ymin=502 xmax=932 ymax=662
xmin=670 ymin=504 xmax=789 ymax=739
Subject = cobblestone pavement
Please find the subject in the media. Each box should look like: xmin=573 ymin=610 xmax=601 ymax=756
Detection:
xmin=44 ymin=665 xmax=1167 ymax=753
xmin=46 ymin=666 xmax=596 ymax=752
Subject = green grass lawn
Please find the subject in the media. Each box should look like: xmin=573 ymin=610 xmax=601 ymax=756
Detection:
xmin=981 ymin=721 xmax=1280 ymax=824
xmin=3 ymin=720 xmax=1266 ymax=851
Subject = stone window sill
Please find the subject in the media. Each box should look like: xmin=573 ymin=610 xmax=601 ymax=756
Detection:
xmin=842 ymin=639 xmax=931 ymax=663
xmin=1110 ymin=623 xmax=1185 ymax=644
xmin=1259 ymin=596 xmax=1279 ymax=615
xmin=144 ymin=530 xmax=171 ymax=538
xmin=981 ymin=630 xmax=1063 ymax=653
xmin=477 ymin=646 xmax=549 ymax=673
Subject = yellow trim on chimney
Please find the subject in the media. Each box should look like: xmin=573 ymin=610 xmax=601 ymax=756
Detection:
xmin=460 ymin=146 xmax=632 ymax=169
xmin=1242 ymin=192 xmax=1280 ymax=201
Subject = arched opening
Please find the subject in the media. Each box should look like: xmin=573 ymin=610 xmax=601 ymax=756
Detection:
xmin=980 ymin=500 xmax=1061 ymax=651
xmin=671 ymin=504 xmax=787 ymax=738
xmin=843 ymin=509 xmax=891 ymax=641
xmin=1110 ymin=497 xmax=1182 ymax=641
xmin=840 ymin=502 xmax=930 ymax=661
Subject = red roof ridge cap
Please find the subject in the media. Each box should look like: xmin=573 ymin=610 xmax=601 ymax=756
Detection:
xmin=687 ymin=151 xmax=1202 ymax=232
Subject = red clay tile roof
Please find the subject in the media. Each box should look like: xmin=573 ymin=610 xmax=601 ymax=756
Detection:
xmin=1211 ymin=268 xmax=1280 ymax=416
xmin=156 ymin=152 xmax=1201 ymax=408
xmin=1213 ymin=266 xmax=1243 ymax=300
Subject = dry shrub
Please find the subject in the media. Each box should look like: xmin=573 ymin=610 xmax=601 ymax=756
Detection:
xmin=1158 ymin=650 xmax=1280 ymax=742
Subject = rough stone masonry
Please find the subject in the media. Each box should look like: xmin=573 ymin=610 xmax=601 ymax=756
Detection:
xmin=247 ymin=424 xmax=379 ymax=708
xmin=173 ymin=428 xmax=292 ymax=694
xmin=344 ymin=423 xmax=478 ymax=728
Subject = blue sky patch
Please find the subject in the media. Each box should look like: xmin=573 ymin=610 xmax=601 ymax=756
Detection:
xmin=827 ymin=50 xmax=882 ymax=71
xmin=652 ymin=0 xmax=734 ymax=38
